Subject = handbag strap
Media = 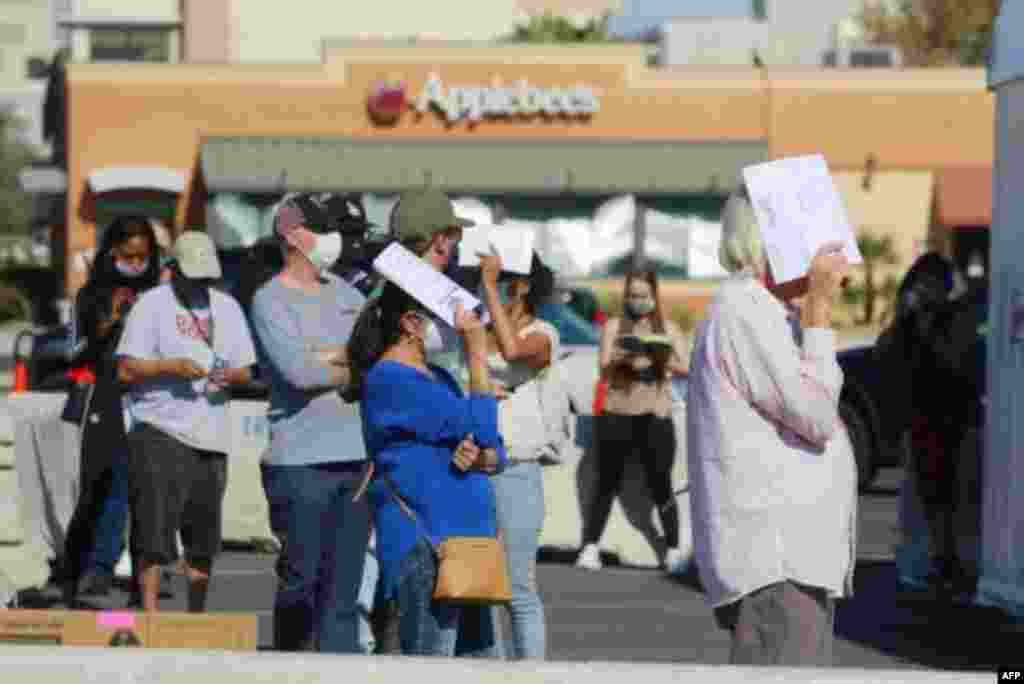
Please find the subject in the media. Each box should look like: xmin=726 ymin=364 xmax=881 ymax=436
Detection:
xmin=380 ymin=476 xmax=439 ymax=552
xmin=383 ymin=473 xmax=503 ymax=546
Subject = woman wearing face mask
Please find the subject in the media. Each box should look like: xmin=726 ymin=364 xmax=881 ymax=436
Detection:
xmin=576 ymin=269 xmax=691 ymax=574
xmin=348 ymin=282 xmax=506 ymax=657
xmin=477 ymin=250 xmax=558 ymax=660
xmin=61 ymin=216 xmax=161 ymax=605
xmin=250 ymin=193 xmax=373 ymax=653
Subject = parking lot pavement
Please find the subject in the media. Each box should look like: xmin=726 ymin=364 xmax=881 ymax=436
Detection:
xmin=10 ymin=467 xmax=1022 ymax=671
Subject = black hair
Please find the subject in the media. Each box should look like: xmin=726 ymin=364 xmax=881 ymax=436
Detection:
xmin=73 ymin=216 xmax=160 ymax=356
xmin=343 ymin=282 xmax=426 ymax=402
xmin=894 ymin=252 xmax=953 ymax=321
xmin=499 ymin=253 xmax=554 ymax=315
xmin=87 ymin=215 xmax=161 ymax=291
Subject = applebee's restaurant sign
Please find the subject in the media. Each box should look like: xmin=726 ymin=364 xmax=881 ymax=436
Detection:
xmin=413 ymin=73 xmax=600 ymax=125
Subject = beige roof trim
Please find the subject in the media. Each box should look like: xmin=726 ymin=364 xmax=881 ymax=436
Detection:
xmin=87 ymin=166 xmax=187 ymax=194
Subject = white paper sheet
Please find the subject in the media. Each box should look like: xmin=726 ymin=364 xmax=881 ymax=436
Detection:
xmin=742 ymin=154 xmax=863 ymax=284
xmin=373 ymin=243 xmax=485 ymax=327
xmin=457 ymin=225 xmax=535 ymax=274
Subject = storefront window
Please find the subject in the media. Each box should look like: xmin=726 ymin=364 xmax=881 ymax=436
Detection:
xmin=485 ymin=194 xmax=727 ymax=281
xmin=90 ymin=28 xmax=172 ymax=62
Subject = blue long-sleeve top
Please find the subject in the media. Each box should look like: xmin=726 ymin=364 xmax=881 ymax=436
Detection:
xmin=362 ymin=360 xmax=507 ymax=602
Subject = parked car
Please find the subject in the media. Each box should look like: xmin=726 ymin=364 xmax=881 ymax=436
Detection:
xmin=556 ymin=282 xmax=608 ymax=327
xmin=837 ymin=345 xmax=907 ymax=491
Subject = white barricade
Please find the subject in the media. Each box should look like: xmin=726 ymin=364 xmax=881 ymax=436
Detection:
xmin=1 ymin=392 xmax=694 ymax=584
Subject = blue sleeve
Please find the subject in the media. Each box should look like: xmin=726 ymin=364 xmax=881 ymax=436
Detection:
xmin=434 ymin=368 xmax=508 ymax=472
xmin=363 ymin=363 xmax=502 ymax=452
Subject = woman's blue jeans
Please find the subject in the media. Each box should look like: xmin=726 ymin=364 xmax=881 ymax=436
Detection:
xmin=88 ymin=447 xmax=130 ymax=575
xmin=492 ymin=461 xmax=547 ymax=659
xmin=396 ymin=538 xmax=501 ymax=657
xmin=65 ymin=445 xmax=130 ymax=581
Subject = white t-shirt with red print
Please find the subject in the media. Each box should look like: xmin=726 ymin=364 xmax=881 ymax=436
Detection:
xmin=116 ymin=283 xmax=257 ymax=453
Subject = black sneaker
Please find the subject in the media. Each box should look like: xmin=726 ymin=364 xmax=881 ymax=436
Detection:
xmin=77 ymin=572 xmax=113 ymax=597
xmin=61 ymin=579 xmax=78 ymax=608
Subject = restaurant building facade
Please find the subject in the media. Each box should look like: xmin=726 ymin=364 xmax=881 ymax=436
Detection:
xmin=55 ymin=42 xmax=994 ymax=295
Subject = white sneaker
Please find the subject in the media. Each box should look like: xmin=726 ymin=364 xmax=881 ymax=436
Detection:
xmin=576 ymin=544 xmax=602 ymax=571
xmin=664 ymin=547 xmax=692 ymax=576
xmin=114 ymin=550 xmax=133 ymax=579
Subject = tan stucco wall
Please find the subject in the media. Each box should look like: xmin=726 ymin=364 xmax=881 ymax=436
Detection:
xmin=63 ymin=48 xmax=994 ymax=294
xmin=834 ymin=170 xmax=935 ymax=286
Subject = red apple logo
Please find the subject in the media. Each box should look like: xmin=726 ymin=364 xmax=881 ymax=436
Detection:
xmin=367 ymin=79 xmax=407 ymax=126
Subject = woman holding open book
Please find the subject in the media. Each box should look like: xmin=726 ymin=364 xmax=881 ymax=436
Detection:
xmin=576 ymin=269 xmax=691 ymax=575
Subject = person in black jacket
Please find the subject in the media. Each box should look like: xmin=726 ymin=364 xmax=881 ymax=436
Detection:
xmin=62 ymin=216 xmax=161 ymax=605
xmin=878 ymin=253 xmax=987 ymax=596
xmin=920 ymin=277 xmax=988 ymax=596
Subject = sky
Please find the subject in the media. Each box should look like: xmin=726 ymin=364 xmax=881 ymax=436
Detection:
xmin=607 ymin=0 xmax=754 ymax=38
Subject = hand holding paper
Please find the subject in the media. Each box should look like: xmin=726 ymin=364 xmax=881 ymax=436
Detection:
xmin=742 ymin=154 xmax=862 ymax=284
xmin=478 ymin=244 xmax=503 ymax=287
xmin=807 ymin=241 xmax=851 ymax=299
xmin=459 ymin=225 xmax=535 ymax=275
xmin=372 ymin=243 xmax=487 ymax=328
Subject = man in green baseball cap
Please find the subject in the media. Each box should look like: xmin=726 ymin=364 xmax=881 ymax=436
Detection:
xmin=389 ymin=187 xmax=474 ymax=272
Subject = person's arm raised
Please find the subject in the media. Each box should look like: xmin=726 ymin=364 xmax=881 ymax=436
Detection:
xmin=479 ymin=253 xmax=551 ymax=370
xmin=457 ymin=302 xmax=493 ymax=397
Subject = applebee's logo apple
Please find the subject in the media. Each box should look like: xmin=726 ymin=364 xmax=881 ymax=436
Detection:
xmin=367 ymin=79 xmax=408 ymax=126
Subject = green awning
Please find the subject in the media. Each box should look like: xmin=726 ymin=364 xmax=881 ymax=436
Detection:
xmin=200 ymin=136 xmax=767 ymax=196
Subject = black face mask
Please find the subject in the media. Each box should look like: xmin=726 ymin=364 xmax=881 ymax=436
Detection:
xmin=170 ymin=268 xmax=212 ymax=309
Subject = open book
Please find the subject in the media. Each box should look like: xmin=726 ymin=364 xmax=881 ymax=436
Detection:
xmin=458 ymin=225 xmax=535 ymax=275
xmin=372 ymin=243 xmax=487 ymax=327
xmin=742 ymin=154 xmax=863 ymax=284
xmin=618 ymin=333 xmax=674 ymax=355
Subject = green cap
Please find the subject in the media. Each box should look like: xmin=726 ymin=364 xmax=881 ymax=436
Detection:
xmin=390 ymin=188 xmax=474 ymax=245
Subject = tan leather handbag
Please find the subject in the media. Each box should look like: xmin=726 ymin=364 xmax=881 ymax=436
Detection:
xmin=385 ymin=479 xmax=511 ymax=605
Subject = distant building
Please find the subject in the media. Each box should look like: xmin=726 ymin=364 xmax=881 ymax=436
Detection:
xmin=610 ymin=0 xmax=902 ymax=68
xmin=0 ymin=0 xmax=69 ymax=152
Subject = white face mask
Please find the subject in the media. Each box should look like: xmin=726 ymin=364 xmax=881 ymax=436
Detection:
xmin=304 ymin=232 xmax=343 ymax=273
xmin=423 ymin=319 xmax=445 ymax=353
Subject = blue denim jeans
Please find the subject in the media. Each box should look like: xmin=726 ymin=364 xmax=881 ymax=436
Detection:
xmin=357 ymin=533 xmax=379 ymax=654
xmin=65 ymin=445 xmax=130 ymax=580
xmin=397 ymin=539 xmax=460 ymax=656
xmin=87 ymin=446 xmax=130 ymax=575
xmin=492 ymin=461 xmax=547 ymax=659
xmin=262 ymin=461 xmax=372 ymax=654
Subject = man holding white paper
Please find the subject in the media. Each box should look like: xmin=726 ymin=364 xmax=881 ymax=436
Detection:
xmin=687 ymin=183 xmax=857 ymax=667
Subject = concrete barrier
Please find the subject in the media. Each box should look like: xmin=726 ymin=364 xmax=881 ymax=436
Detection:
xmin=1 ymin=391 xmax=692 ymax=583
xmin=0 ymin=646 xmax=992 ymax=683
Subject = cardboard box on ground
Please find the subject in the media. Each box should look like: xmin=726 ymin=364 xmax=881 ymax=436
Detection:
xmin=0 ymin=610 xmax=257 ymax=650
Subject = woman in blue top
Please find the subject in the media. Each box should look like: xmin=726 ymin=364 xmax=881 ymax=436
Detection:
xmin=350 ymin=281 xmax=507 ymax=657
